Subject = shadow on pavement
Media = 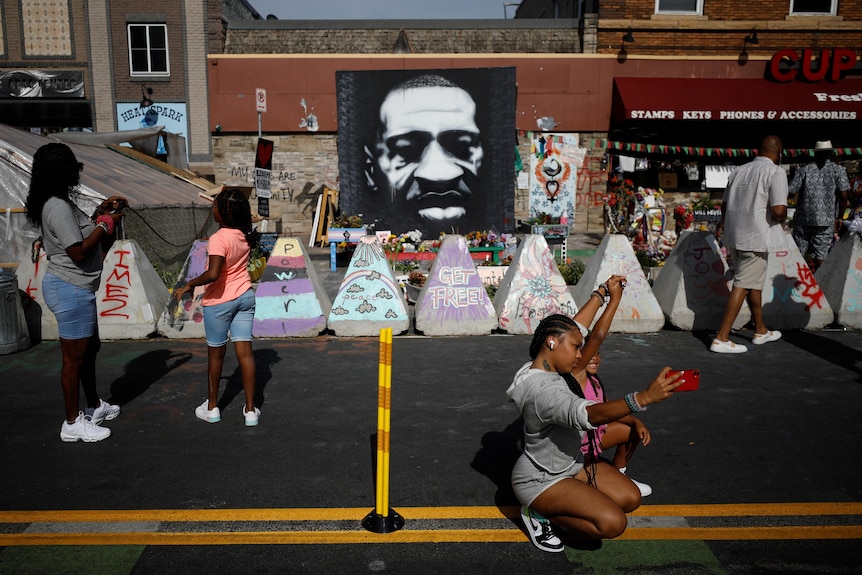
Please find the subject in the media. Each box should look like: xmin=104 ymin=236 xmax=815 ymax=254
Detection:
xmin=107 ymin=348 xmax=193 ymax=406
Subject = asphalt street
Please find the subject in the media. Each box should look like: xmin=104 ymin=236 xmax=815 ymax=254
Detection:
xmin=1 ymin=325 xmax=861 ymax=574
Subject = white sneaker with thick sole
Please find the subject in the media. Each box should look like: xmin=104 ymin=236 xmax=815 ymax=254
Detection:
xmin=710 ymin=338 xmax=748 ymax=354
xmin=520 ymin=505 xmax=564 ymax=553
xmin=86 ymin=399 xmax=121 ymax=425
xmin=60 ymin=413 xmax=111 ymax=443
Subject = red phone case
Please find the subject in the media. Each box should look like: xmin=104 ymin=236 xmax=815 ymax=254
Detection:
xmin=668 ymin=369 xmax=700 ymax=391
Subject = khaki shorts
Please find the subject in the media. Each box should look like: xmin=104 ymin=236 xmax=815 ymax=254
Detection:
xmin=729 ymin=248 xmax=768 ymax=290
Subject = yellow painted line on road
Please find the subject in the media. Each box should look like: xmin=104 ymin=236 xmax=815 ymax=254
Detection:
xmin=2 ymin=503 xmax=860 ymax=523
xmin=1 ymin=525 xmax=862 ymax=547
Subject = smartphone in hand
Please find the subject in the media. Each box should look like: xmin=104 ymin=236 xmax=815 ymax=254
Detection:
xmin=668 ymin=369 xmax=700 ymax=391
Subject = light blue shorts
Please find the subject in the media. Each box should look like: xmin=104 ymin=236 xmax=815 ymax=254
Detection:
xmin=42 ymin=272 xmax=97 ymax=340
xmin=203 ymin=289 xmax=255 ymax=347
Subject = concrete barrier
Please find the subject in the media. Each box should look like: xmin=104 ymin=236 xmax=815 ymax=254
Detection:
xmin=414 ymin=235 xmax=497 ymax=336
xmin=158 ymin=240 xmax=208 ymax=339
xmin=327 ymin=236 xmax=409 ymax=337
xmin=253 ymin=237 xmax=331 ymax=337
xmin=494 ymin=234 xmax=577 ymax=334
xmin=762 ymin=232 xmax=833 ymax=330
xmin=652 ymin=230 xmax=750 ymax=331
xmin=17 ymin=239 xmax=168 ymax=340
xmin=98 ymin=239 xmax=169 ymax=339
xmin=815 ymin=233 xmax=862 ymax=329
xmin=571 ymin=233 xmax=664 ymax=333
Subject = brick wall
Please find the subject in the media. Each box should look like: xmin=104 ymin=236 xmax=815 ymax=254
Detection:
xmin=213 ymin=134 xmax=340 ymax=239
xmin=598 ymin=0 xmax=862 ymax=56
xmin=225 ymin=23 xmax=583 ymax=54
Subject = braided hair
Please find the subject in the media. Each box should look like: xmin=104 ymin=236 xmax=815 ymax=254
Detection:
xmin=528 ymin=314 xmax=579 ymax=360
xmin=24 ymin=143 xmax=80 ymax=228
xmin=215 ymin=188 xmax=259 ymax=251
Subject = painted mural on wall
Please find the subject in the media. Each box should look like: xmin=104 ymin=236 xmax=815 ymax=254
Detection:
xmin=117 ymin=102 xmax=188 ymax=159
xmin=529 ymin=133 xmax=585 ymax=223
xmin=336 ymin=67 xmax=516 ymax=238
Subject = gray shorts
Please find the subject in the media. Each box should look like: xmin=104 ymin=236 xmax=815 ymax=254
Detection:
xmin=511 ymin=453 xmax=581 ymax=507
xmin=729 ymin=248 xmax=768 ymax=290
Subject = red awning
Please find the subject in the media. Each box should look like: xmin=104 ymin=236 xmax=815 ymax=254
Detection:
xmin=612 ymin=78 xmax=862 ymax=123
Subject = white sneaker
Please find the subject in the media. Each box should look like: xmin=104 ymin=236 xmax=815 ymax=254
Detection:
xmin=619 ymin=467 xmax=652 ymax=497
xmin=195 ymin=400 xmax=221 ymax=423
xmin=244 ymin=406 xmax=260 ymax=427
xmin=752 ymin=330 xmax=782 ymax=345
xmin=710 ymin=338 xmax=748 ymax=354
xmin=60 ymin=412 xmax=111 ymax=443
xmin=520 ymin=505 xmax=564 ymax=553
xmin=86 ymin=399 xmax=121 ymax=425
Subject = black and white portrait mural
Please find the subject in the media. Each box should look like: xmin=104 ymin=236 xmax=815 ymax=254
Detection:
xmin=336 ymin=67 xmax=516 ymax=238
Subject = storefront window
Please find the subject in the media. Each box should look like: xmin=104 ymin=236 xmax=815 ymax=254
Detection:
xmin=790 ymin=0 xmax=837 ymax=14
xmin=655 ymin=0 xmax=703 ymax=14
xmin=128 ymin=24 xmax=169 ymax=76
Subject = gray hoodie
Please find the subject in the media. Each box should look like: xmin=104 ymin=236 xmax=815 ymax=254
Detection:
xmin=507 ymin=362 xmax=596 ymax=475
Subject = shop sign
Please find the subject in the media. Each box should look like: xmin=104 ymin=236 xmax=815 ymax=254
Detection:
xmin=769 ymin=49 xmax=858 ymax=82
xmin=0 ymin=70 xmax=84 ymax=98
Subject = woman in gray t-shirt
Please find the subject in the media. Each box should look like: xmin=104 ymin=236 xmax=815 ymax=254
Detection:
xmin=24 ymin=143 xmax=126 ymax=443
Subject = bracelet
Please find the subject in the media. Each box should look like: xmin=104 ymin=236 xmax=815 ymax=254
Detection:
xmin=592 ymin=285 xmax=610 ymax=305
xmin=625 ymin=392 xmax=646 ymax=413
xmin=95 ymin=215 xmax=114 ymax=235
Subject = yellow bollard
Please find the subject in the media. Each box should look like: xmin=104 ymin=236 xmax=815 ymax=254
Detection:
xmin=363 ymin=327 xmax=404 ymax=533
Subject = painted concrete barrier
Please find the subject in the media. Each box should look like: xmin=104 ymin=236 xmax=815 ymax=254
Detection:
xmin=762 ymin=232 xmax=833 ymax=330
xmin=253 ymin=237 xmax=331 ymax=337
xmin=414 ymin=234 xmax=497 ymax=336
xmin=97 ymin=239 xmax=169 ymax=339
xmin=327 ymin=236 xmax=410 ymax=337
xmin=572 ymin=233 xmax=664 ymax=333
xmin=158 ymin=240 xmax=208 ymax=339
xmin=652 ymin=230 xmax=750 ymax=331
xmin=495 ymin=234 xmax=577 ymax=335
xmin=16 ymin=239 xmax=167 ymax=340
xmin=816 ymin=232 xmax=861 ymax=328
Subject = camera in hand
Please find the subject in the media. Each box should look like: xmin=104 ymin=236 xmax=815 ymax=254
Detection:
xmin=110 ymin=199 xmax=128 ymax=213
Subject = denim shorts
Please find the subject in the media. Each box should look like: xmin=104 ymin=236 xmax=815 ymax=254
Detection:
xmin=42 ymin=272 xmax=97 ymax=340
xmin=203 ymin=289 xmax=256 ymax=347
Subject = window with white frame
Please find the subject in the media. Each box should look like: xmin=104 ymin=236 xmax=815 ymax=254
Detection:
xmin=790 ymin=0 xmax=837 ymax=14
xmin=128 ymin=24 xmax=169 ymax=76
xmin=655 ymin=0 xmax=703 ymax=14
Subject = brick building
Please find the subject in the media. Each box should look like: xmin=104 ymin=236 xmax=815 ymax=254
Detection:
xmin=210 ymin=4 xmax=860 ymax=240
xmin=0 ymin=0 xmax=260 ymax=175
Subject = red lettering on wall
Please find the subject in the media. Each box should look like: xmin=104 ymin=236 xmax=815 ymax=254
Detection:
xmin=770 ymin=48 xmax=859 ymax=82
xmin=100 ymin=250 xmax=131 ymax=319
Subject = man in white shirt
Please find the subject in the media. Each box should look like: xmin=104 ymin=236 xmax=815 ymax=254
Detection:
xmin=711 ymin=135 xmax=788 ymax=354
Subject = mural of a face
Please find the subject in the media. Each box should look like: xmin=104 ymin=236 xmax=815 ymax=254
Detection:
xmin=369 ymin=77 xmax=484 ymax=229
xmin=338 ymin=67 xmax=515 ymax=237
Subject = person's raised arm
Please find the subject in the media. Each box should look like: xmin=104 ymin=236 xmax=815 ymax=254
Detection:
xmin=573 ymin=275 xmax=626 ymax=378
xmin=585 ymin=366 xmax=683 ymax=425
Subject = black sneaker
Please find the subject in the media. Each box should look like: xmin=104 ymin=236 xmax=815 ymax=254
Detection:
xmin=521 ymin=505 xmax=564 ymax=553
